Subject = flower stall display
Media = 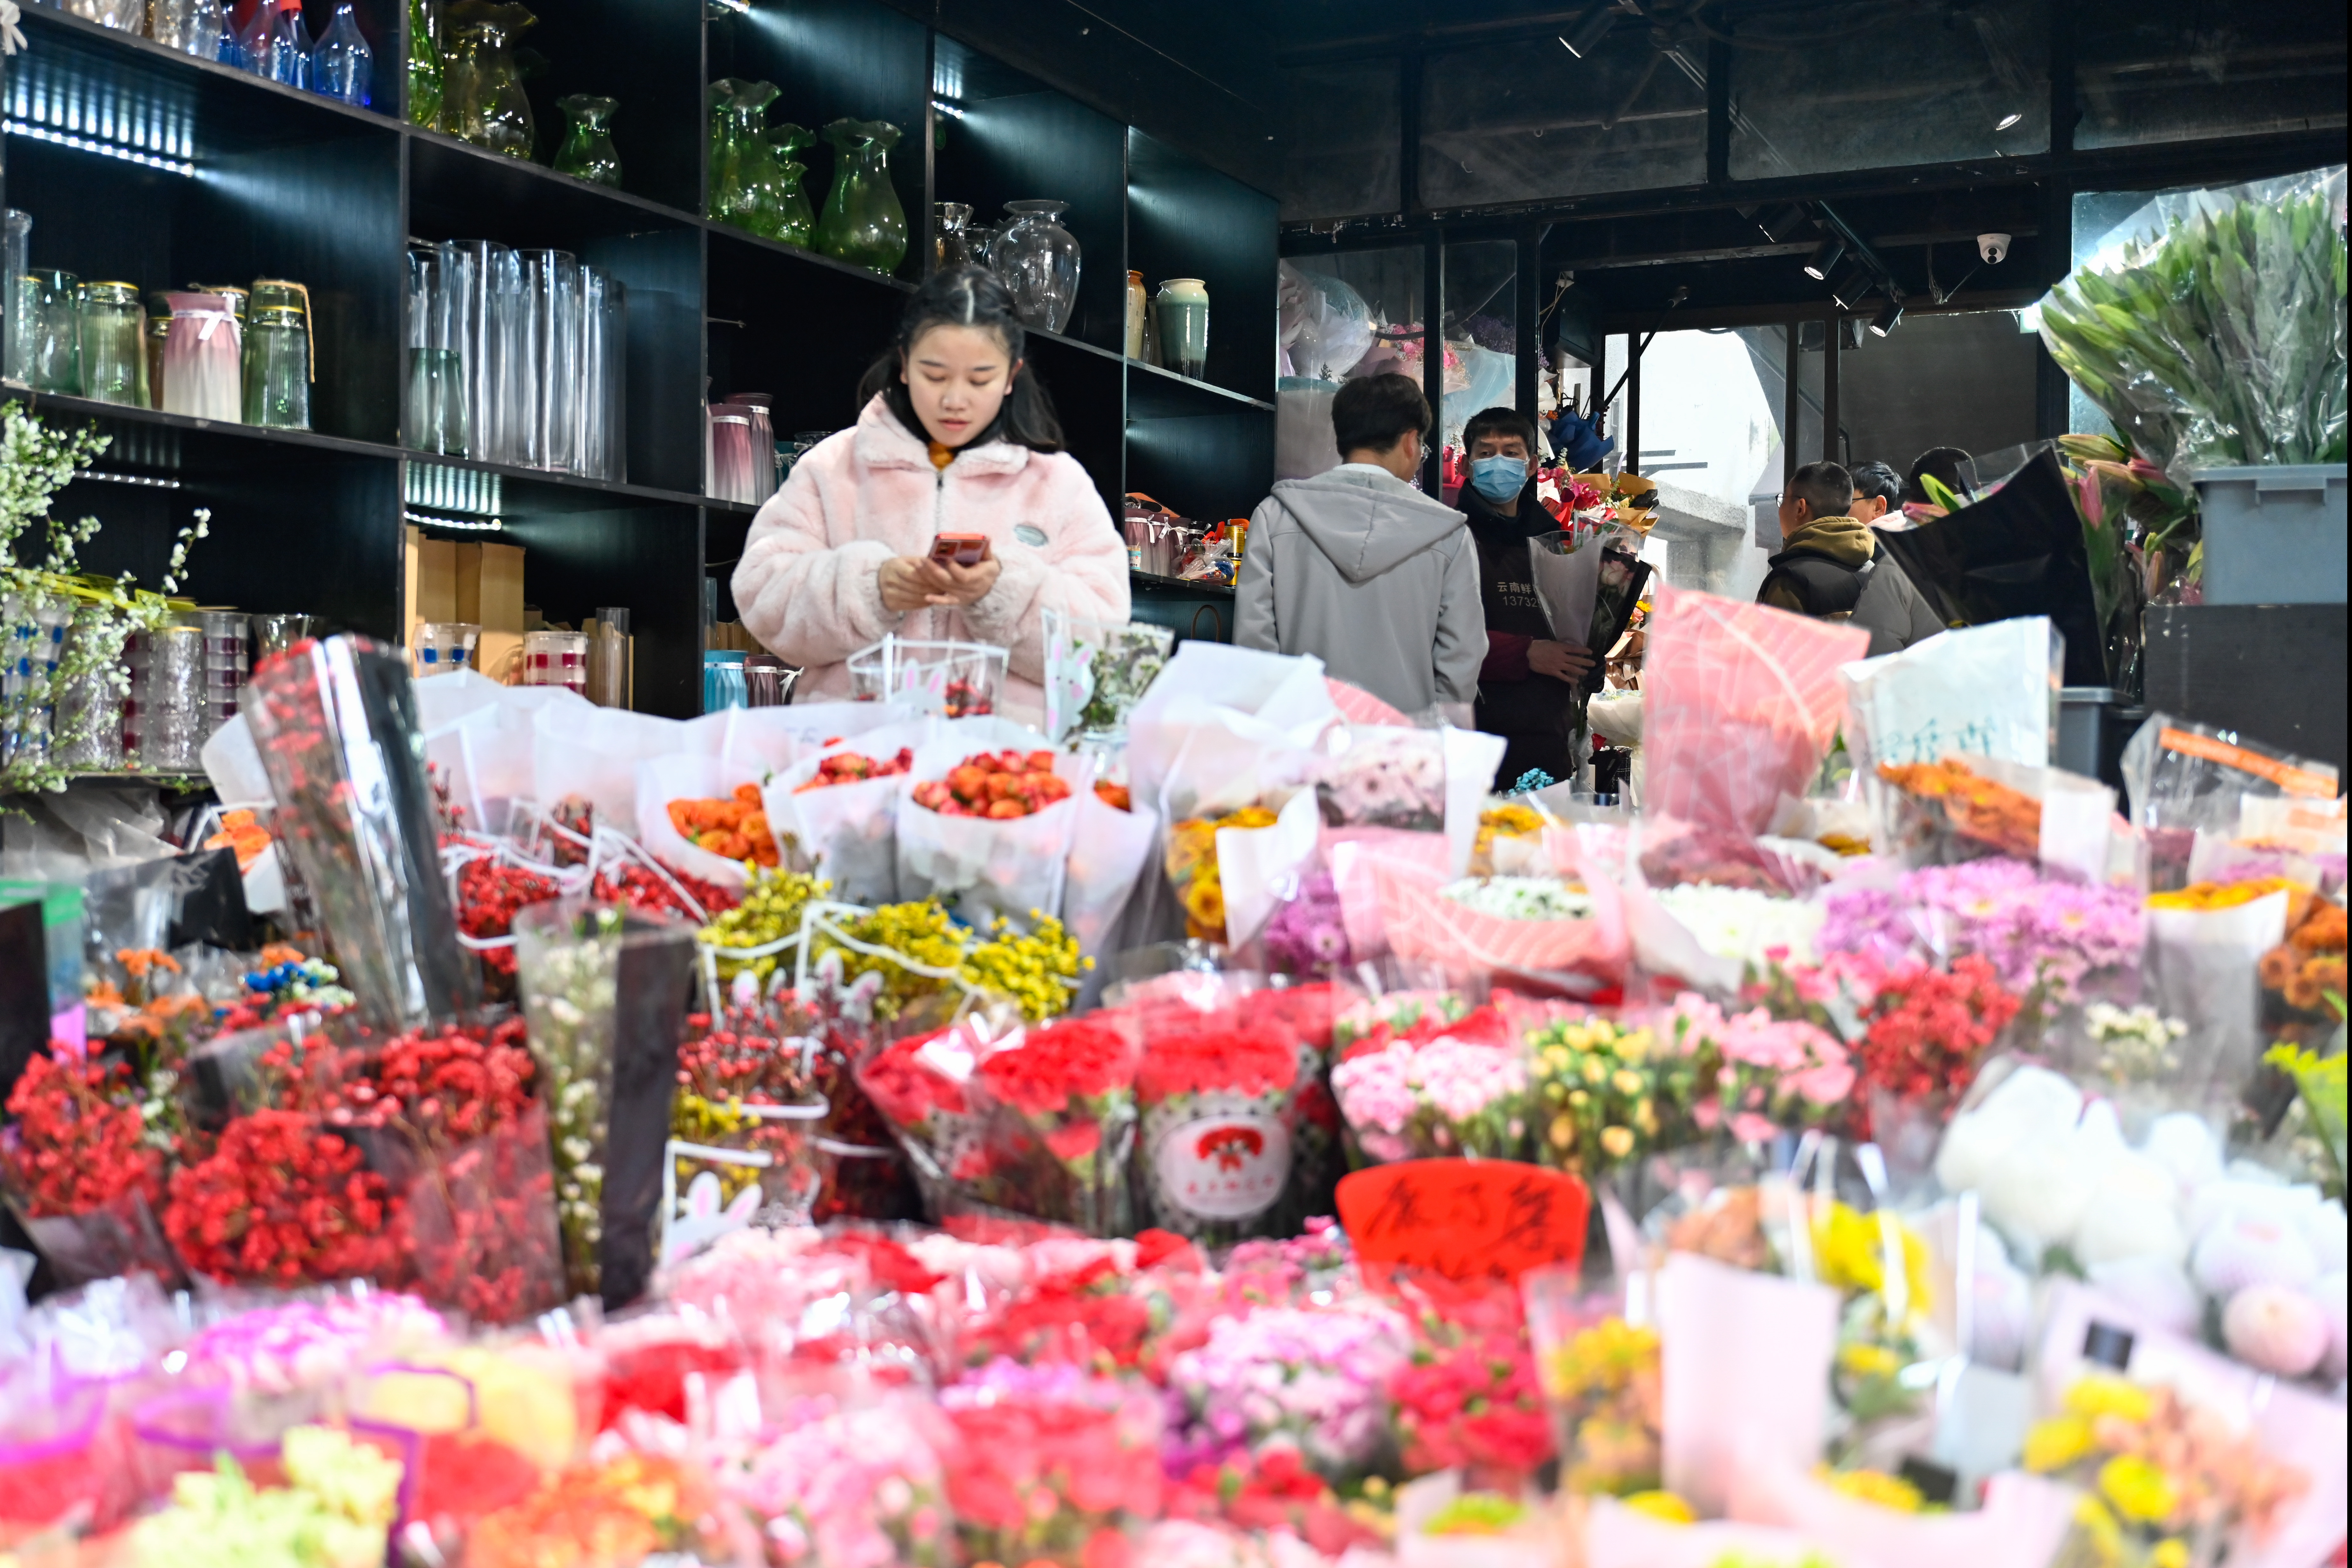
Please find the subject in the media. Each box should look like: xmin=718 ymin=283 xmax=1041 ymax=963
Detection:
xmin=1525 ymin=1012 xmax=1699 ymax=1182
xmin=0 ymin=1048 xmax=176 ymax=1287
xmin=723 ymin=1397 xmax=956 ymax=1568
xmin=1521 ymin=1267 xmax=1662 ymax=1497
xmin=693 ymin=865 xmax=829 ymax=990
xmin=767 ymin=722 xmax=936 ymax=906
xmin=1317 ymin=728 xmax=1447 ymax=832
xmin=898 ymin=737 xmax=1089 ymax=929
xmin=1163 ymin=1301 xmax=1411 ymax=1481
xmin=938 ymin=1362 xmax=1166 ymax=1567
xmin=1167 ymin=804 xmax=1282 ymax=943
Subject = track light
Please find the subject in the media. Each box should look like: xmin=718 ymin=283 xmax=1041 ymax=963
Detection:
xmin=1870 ymin=300 xmax=1904 ymax=337
xmin=1803 ymin=237 xmax=1847 ymax=281
xmin=1827 ymin=260 xmax=1871 ymax=309
xmin=1756 ymin=204 xmax=1809 ymax=244
xmin=1994 ymin=111 xmax=2023 ymax=131
xmin=1558 ymin=4 xmax=1616 ymax=58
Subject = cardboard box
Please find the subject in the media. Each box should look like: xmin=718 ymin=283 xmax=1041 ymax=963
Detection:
xmin=458 ymin=541 xmax=527 ymax=684
xmin=405 ymin=528 xmax=458 ymax=645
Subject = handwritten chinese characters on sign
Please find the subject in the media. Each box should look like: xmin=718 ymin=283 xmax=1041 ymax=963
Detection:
xmin=1336 ymin=1159 xmax=1590 ymax=1283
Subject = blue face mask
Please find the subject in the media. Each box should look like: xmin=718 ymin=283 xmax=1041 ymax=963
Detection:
xmin=1468 ymin=454 xmax=1529 ymax=502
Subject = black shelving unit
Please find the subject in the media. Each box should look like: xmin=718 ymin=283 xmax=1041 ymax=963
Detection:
xmin=1 ymin=0 xmax=1276 ymax=716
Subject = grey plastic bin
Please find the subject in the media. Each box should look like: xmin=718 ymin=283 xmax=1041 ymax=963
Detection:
xmin=2191 ymin=463 xmax=2347 ymax=605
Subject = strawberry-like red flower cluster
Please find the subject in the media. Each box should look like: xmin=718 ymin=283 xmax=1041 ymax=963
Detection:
xmin=1852 ymin=954 xmax=2021 ymax=1118
xmin=0 ymin=1050 xmax=162 ymax=1219
xmin=1166 ymin=1445 xmax=1385 ymax=1556
xmin=590 ymin=859 xmax=741 ymax=921
xmin=975 ymin=1016 xmax=1138 ymax=1117
xmin=911 ymin=750 xmax=1072 ymax=819
xmin=677 ymin=1008 xmax=817 ymax=1107
xmin=164 ymin=1108 xmax=399 ymax=1286
xmin=457 ymin=857 xmax=561 ymax=977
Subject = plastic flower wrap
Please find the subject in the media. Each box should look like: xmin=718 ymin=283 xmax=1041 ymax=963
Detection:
xmin=1163 ymin=1302 xmax=1411 ymax=1482
xmin=512 ymin=898 xmax=697 ymax=1307
xmin=0 ymin=1046 xmax=176 ymax=1287
xmin=1131 ymin=1003 xmax=1309 ymax=1245
xmin=974 ymin=1013 xmax=1143 ymax=1235
xmin=1166 ymin=804 xmax=1281 ymax=943
xmin=1317 ymin=727 xmax=1446 ymax=832
xmin=1521 ymin=1266 xmax=1661 ymax=1497
xmin=938 ymin=1361 xmax=1165 ymax=1568
xmin=1330 ymin=1003 xmax=1530 ymax=1162
xmin=2023 ymin=1373 xmax=2309 ymax=1568
xmin=858 ymin=1012 xmax=999 ymax=1217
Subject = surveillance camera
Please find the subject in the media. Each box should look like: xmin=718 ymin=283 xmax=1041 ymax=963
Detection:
xmin=1978 ymin=233 xmax=2012 ymax=265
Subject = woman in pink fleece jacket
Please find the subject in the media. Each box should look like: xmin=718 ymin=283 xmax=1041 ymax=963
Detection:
xmin=730 ymin=267 xmax=1131 ymax=724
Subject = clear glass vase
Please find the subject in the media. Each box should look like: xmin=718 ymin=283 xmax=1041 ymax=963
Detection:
xmin=993 ymin=199 xmax=1081 ymax=333
xmin=149 ymin=0 xmax=225 ymax=57
xmin=934 ymin=201 xmax=977 ymax=272
xmin=441 ymin=1 xmax=537 ymax=159
xmin=554 ymin=94 xmax=622 ymax=187
xmin=815 ymin=118 xmax=907 ymax=275
xmin=310 ymin=3 xmax=373 ymax=107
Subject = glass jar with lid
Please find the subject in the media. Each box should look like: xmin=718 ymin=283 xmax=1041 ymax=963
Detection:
xmin=243 ymin=305 xmax=311 ymax=429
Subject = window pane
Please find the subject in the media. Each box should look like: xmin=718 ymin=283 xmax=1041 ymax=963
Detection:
xmin=1420 ymin=33 xmax=1707 ymax=208
xmin=1280 ymin=60 xmax=1402 ymax=222
xmin=1729 ymin=0 xmax=2047 ymax=179
xmin=2075 ymin=0 xmax=2347 ymax=148
xmin=1442 ymin=239 xmax=1517 ymax=453
xmin=1276 ymin=246 xmax=1425 ymax=478
xmin=1630 ymin=327 xmax=1785 ymax=597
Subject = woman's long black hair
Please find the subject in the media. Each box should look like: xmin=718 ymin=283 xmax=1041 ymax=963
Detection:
xmin=856 ymin=265 xmax=1065 ymax=453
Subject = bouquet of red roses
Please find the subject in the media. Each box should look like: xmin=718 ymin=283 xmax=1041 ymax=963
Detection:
xmin=0 ymin=1046 xmax=178 ymax=1286
xmin=972 ymin=1014 xmax=1141 ymax=1236
xmin=857 ymin=1010 xmax=1006 ymax=1217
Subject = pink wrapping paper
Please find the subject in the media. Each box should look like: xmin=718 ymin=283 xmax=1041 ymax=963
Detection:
xmin=1727 ymin=1456 xmax=2081 ymax=1568
xmin=1643 ymin=586 xmax=1867 ymax=835
xmin=1658 ymin=1249 xmax=1840 ymax=1518
xmin=1372 ymin=853 xmax=1628 ymax=984
xmin=1326 ymin=677 xmax=1410 ymax=727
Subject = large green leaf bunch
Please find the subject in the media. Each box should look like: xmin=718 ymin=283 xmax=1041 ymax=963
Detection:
xmin=2040 ymin=182 xmax=2348 ymax=476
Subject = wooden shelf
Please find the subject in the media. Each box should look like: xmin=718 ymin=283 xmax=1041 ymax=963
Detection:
xmin=2 ymin=0 xmax=1278 ymax=702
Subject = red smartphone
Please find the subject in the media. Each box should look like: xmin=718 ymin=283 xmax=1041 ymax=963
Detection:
xmin=931 ymin=533 xmax=992 ymax=567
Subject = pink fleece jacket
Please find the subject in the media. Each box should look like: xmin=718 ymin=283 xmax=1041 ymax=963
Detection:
xmin=730 ymin=395 xmax=1132 ymax=723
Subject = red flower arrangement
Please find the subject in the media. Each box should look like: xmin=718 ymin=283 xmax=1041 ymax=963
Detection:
xmin=972 ymin=1016 xmax=1141 ymax=1234
xmin=164 ymin=1107 xmax=400 ymax=1286
xmin=860 ymin=1028 xmax=975 ymax=1127
xmin=1134 ymin=1018 xmax=1299 ymax=1105
xmin=456 ymin=856 xmax=561 ymax=980
xmin=1385 ymin=1271 xmax=1556 ymax=1485
xmin=940 ymin=1380 xmax=1164 ymax=1568
xmin=962 ymin=1255 xmax=1157 ymax=1373
xmin=0 ymin=1050 xmax=160 ymax=1220
xmin=1166 ymin=1445 xmax=1385 ymax=1557
xmin=1849 ymin=954 xmax=2021 ymax=1130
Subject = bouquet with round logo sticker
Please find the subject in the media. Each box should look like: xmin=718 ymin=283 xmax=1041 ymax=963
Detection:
xmin=1129 ymin=1003 xmax=1307 ymax=1246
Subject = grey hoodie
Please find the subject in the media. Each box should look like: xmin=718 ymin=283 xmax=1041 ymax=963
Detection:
xmin=1234 ymin=464 xmax=1488 ymax=715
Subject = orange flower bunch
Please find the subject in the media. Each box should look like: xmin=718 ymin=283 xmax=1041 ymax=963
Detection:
xmin=2260 ymin=889 xmax=2348 ymax=1016
xmin=666 ymin=782 xmax=779 ymax=867
xmin=1878 ymin=759 xmax=2039 ymax=859
xmin=202 ymin=808 xmax=273 ymax=873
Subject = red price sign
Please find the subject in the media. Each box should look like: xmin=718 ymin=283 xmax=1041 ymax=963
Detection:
xmin=1336 ymin=1159 xmax=1590 ymax=1283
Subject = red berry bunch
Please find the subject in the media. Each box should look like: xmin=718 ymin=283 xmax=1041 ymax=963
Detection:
xmin=457 ymin=858 xmax=562 ymax=977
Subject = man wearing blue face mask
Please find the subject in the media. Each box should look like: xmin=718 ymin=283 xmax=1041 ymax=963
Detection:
xmin=1457 ymin=407 xmax=1595 ymax=788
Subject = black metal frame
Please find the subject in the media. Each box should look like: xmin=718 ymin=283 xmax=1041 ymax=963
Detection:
xmin=1279 ymin=0 xmax=2342 ymax=458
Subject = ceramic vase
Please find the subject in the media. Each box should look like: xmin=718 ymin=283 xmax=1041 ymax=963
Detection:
xmin=1155 ymin=277 xmax=1209 ymax=379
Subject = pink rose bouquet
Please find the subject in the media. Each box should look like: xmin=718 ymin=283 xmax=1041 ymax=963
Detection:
xmin=1330 ymin=1005 xmax=1531 ymax=1161
xmin=1663 ymin=992 xmax=1854 ymax=1141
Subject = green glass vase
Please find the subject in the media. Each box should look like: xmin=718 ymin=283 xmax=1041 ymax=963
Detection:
xmin=766 ymin=123 xmax=816 ymax=247
xmin=554 ymin=94 xmax=622 ymax=187
xmin=708 ymin=79 xmax=784 ymax=236
xmin=407 ymin=0 xmax=443 ymax=128
xmin=815 ymin=118 xmax=907 ymax=275
xmin=441 ymin=1 xmax=536 ymax=159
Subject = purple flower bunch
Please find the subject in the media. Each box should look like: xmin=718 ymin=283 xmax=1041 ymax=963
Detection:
xmin=1819 ymin=858 xmax=2144 ymax=1013
xmin=1163 ymin=1303 xmax=1410 ymax=1480
xmin=1262 ymin=872 xmax=1351 ymax=977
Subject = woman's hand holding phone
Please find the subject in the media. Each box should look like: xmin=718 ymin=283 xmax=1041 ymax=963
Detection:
xmin=879 ymin=550 xmax=1002 ymax=611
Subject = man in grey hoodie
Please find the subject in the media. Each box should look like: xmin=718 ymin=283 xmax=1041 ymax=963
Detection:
xmin=1234 ymin=374 xmax=1487 ymax=716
